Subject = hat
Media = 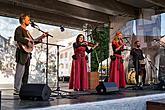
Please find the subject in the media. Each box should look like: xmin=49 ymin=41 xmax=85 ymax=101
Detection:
xmin=116 ymin=31 xmax=122 ymax=36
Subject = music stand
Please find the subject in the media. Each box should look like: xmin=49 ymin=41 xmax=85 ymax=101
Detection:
xmin=41 ymin=42 xmax=71 ymax=98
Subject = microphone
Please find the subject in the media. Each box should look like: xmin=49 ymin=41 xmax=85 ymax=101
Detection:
xmin=30 ymin=21 xmax=38 ymax=27
xmin=161 ymin=35 xmax=165 ymax=38
xmin=122 ymin=37 xmax=130 ymax=39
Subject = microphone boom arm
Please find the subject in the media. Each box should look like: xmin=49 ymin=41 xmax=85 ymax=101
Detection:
xmin=30 ymin=22 xmax=53 ymax=38
xmin=123 ymin=37 xmax=131 ymax=45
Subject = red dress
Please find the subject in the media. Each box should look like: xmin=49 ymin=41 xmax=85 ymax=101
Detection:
xmin=69 ymin=43 xmax=92 ymax=90
xmin=108 ymin=40 xmax=126 ymax=88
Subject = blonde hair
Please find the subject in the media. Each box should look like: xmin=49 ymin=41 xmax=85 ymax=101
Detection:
xmin=113 ymin=35 xmax=119 ymax=41
xmin=112 ymin=31 xmax=122 ymax=41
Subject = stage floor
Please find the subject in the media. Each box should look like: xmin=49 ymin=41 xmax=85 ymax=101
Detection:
xmin=1 ymin=83 xmax=165 ymax=110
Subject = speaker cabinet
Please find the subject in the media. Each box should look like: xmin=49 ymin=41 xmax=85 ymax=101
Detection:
xmin=19 ymin=84 xmax=51 ymax=101
xmin=96 ymin=82 xmax=119 ymax=94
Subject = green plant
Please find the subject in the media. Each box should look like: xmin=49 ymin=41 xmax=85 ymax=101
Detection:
xmin=91 ymin=27 xmax=109 ymax=71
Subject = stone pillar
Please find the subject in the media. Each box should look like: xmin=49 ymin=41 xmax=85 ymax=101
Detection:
xmin=109 ymin=16 xmax=133 ymax=55
xmin=109 ymin=15 xmax=134 ymax=81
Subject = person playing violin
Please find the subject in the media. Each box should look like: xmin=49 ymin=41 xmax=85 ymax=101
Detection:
xmin=108 ymin=31 xmax=126 ymax=88
xmin=69 ymin=34 xmax=98 ymax=91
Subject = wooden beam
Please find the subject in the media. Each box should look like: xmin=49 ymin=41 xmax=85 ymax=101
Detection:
xmin=57 ymin=0 xmax=137 ymax=17
xmin=0 ymin=1 xmax=104 ymax=29
xmin=144 ymin=0 xmax=165 ymax=8
xmin=0 ymin=0 xmax=109 ymax=23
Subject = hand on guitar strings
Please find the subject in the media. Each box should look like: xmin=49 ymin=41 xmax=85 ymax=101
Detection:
xmin=37 ymin=32 xmax=48 ymax=43
xmin=27 ymin=39 xmax=34 ymax=48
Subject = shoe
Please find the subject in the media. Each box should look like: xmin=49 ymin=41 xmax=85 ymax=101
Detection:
xmin=13 ymin=89 xmax=19 ymax=95
xmin=83 ymin=89 xmax=87 ymax=92
xmin=139 ymin=82 xmax=143 ymax=87
xmin=79 ymin=89 xmax=87 ymax=92
xmin=74 ymin=88 xmax=78 ymax=91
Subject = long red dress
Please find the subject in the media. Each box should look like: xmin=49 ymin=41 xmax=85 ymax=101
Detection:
xmin=108 ymin=40 xmax=126 ymax=88
xmin=69 ymin=42 xmax=92 ymax=90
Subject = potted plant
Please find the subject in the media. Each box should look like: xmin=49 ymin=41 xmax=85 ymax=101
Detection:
xmin=88 ymin=27 xmax=109 ymax=89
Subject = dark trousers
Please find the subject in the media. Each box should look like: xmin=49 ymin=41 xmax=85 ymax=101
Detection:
xmin=133 ymin=61 xmax=146 ymax=84
xmin=135 ymin=68 xmax=146 ymax=84
xmin=22 ymin=58 xmax=30 ymax=85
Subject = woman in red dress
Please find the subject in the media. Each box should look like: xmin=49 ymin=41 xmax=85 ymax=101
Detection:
xmin=69 ymin=34 xmax=97 ymax=91
xmin=108 ymin=32 xmax=126 ymax=88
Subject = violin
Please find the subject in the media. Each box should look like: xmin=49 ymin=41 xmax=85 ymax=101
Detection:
xmin=81 ymin=41 xmax=98 ymax=47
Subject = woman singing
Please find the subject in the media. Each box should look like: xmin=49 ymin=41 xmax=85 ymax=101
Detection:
xmin=69 ymin=34 xmax=98 ymax=91
xmin=108 ymin=32 xmax=126 ymax=88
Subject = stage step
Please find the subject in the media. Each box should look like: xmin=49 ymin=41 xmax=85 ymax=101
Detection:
xmin=147 ymin=98 xmax=165 ymax=110
xmin=29 ymin=93 xmax=165 ymax=110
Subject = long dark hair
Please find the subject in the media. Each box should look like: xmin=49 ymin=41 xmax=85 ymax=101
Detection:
xmin=134 ymin=40 xmax=140 ymax=45
xmin=76 ymin=34 xmax=85 ymax=43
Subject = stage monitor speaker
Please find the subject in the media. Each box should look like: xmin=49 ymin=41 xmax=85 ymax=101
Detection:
xmin=19 ymin=84 xmax=51 ymax=101
xmin=96 ymin=82 xmax=119 ymax=94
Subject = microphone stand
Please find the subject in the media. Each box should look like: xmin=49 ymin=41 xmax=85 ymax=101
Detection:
xmin=123 ymin=37 xmax=131 ymax=45
xmin=41 ymin=42 xmax=71 ymax=98
xmin=31 ymin=24 xmax=53 ymax=85
xmin=154 ymin=39 xmax=165 ymax=85
xmin=144 ymin=55 xmax=158 ymax=85
xmin=31 ymin=24 xmax=74 ymax=99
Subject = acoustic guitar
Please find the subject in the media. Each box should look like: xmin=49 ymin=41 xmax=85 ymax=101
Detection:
xmin=18 ymin=35 xmax=45 ymax=53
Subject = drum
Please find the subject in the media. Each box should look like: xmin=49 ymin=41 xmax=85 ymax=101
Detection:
xmin=127 ymin=70 xmax=137 ymax=85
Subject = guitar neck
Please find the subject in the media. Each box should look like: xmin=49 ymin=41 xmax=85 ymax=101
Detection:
xmin=34 ymin=35 xmax=45 ymax=43
xmin=35 ymin=35 xmax=43 ymax=40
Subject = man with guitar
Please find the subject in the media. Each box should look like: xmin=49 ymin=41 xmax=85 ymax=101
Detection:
xmin=14 ymin=13 xmax=47 ymax=94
